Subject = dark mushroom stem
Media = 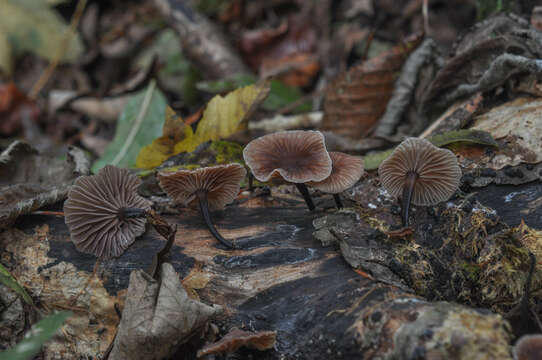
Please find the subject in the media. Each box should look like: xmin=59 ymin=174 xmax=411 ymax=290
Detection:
xmin=295 ymin=183 xmax=315 ymax=211
xmin=333 ymin=194 xmax=343 ymax=209
xmin=117 ymin=207 xmax=148 ymax=220
xmin=401 ymin=171 xmax=418 ymax=226
xmin=196 ymin=190 xmax=235 ymax=249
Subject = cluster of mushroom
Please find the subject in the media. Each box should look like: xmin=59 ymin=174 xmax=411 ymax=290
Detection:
xmin=63 ymin=131 xmax=460 ymax=260
xmin=243 ymin=130 xmax=365 ymax=211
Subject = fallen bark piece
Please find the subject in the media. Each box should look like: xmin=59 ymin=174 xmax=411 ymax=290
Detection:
xmin=0 ymin=141 xmax=90 ymax=229
xmin=109 ymin=263 xmax=221 ymax=360
xmin=196 ymin=327 xmax=276 ymax=358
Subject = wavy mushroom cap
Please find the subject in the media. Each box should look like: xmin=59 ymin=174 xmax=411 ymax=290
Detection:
xmin=514 ymin=334 xmax=542 ymax=360
xmin=64 ymin=165 xmax=151 ymax=259
xmin=378 ymin=138 xmax=461 ymax=206
xmin=243 ymin=130 xmax=332 ymax=183
xmin=158 ymin=163 xmax=246 ymax=211
xmin=307 ymin=152 xmax=364 ymax=193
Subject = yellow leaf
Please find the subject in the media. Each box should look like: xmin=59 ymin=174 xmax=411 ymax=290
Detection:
xmin=136 ymin=81 xmax=270 ymax=169
xmin=136 ymin=107 xmax=192 ymax=169
xmin=192 ymin=80 xmax=270 ymax=144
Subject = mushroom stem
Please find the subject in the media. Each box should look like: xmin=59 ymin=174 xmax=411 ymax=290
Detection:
xmin=248 ymin=172 xmax=254 ymax=192
xmin=401 ymin=171 xmax=418 ymax=226
xmin=295 ymin=183 xmax=315 ymax=211
xmin=117 ymin=207 xmax=148 ymax=220
xmin=333 ymin=194 xmax=343 ymax=209
xmin=196 ymin=190 xmax=235 ymax=249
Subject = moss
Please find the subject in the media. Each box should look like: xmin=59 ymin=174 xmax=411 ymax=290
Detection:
xmin=461 ymin=262 xmax=482 ymax=282
xmin=210 ymin=141 xmax=244 ymax=165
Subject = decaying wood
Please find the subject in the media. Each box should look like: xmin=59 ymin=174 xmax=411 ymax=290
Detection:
xmin=3 ymin=175 xmax=540 ymax=358
xmin=152 ymin=0 xmax=250 ymax=79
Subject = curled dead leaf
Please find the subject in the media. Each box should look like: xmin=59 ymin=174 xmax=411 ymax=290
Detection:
xmin=322 ymin=33 xmax=423 ymax=139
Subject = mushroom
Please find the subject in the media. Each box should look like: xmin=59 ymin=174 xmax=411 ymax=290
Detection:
xmin=307 ymin=152 xmax=364 ymax=208
xmin=513 ymin=334 xmax=542 ymax=360
xmin=243 ymin=130 xmax=332 ymax=211
xmin=64 ymin=165 xmax=151 ymax=259
xmin=157 ymin=163 xmax=246 ymax=249
xmin=378 ymin=138 xmax=461 ymax=226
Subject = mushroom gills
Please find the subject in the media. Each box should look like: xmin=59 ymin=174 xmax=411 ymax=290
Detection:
xmin=196 ymin=190 xmax=235 ymax=249
xmin=401 ymin=171 xmax=418 ymax=227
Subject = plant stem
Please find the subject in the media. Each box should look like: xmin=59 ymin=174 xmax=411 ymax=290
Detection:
xmin=333 ymin=194 xmax=343 ymax=209
xmin=196 ymin=190 xmax=235 ymax=249
xmin=401 ymin=172 xmax=418 ymax=227
xmin=295 ymin=183 xmax=315 ymax=211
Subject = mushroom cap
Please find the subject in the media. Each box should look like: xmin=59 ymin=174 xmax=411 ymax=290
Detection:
xmin=243 ymin=130 xmax=332 ymax=183
xmin=307 ymin=152 xmax=364 ymax=193
xmin=64 ymin=165 xmax=151 ymax=259
xmin=513 ymin=334 xmax=542 ymax=360
xmin=378 ymin=138 xmax=461 ymax=206
xmin=157 ymin=163 xmax=246 ymax=211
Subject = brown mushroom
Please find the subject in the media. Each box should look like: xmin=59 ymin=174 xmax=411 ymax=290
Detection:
xmin=64 ymin=165 xmax=151 ymax=259
xmin=514 ymin=334 xmax=542 ymax=360
xmin=307 ymin=152 xmax=364 ymax=208
xmin=378 ymin=138 xmax=461 ymax=226
xmin=158 ymin=163 xmax=246 ymax=249
xmin=243 ymin=130 xmax=332 ymax=211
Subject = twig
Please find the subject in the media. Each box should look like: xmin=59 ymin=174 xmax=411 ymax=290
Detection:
xmin=29 ymin=0 xmax=88 ymax=99
xmin=372 ymin=39 xmax=435 ymax=137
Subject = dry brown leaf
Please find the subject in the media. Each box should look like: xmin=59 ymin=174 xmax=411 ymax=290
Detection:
xmin=109 ymin=263 xmax=221 ymax=360
xmin=240 ymin=14 xmax=319 ymax=87
xmin=197 ymin=327 xmax=276 ymax=358
xmin=0 ymin=83 xmax=40 ymax=135
xmin=321 ymin=33 xmax=423 ymax=139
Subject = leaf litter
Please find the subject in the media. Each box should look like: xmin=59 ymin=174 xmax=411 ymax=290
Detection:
xmin=4 ymin=1 xmax=542 ymax=359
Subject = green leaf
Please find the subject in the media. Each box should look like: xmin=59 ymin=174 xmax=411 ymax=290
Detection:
xmin=92 ymin=81 xmax=167 ymax=172
xmin=0 ymin=312 xmax=71 ymax=360
xmin=429 ymin=129 xmax=498 ymax=148
xmin=363 ymin=149 xmax=394 ymax=171
xmin=0 ymin=263 xmax=33 ymax=305
xmin=0 ymin=0 xmax=84 ymax=69
xmin=135 ymin=30 xmax=201 ymax=106
xmin=362 ymin=130 xmax=497 ymax=170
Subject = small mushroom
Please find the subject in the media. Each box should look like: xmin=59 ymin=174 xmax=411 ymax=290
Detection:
xmin=64 ymin=165 xmax=151 ymax=259
xmin=243 ymin=130 xmax=332 ymax=211
xmin=513 ymin=334 xmax=542 ymax=360
xmin=378 ymin=138 xmax=461 ymax=226
xmin=307 ymin=152 xmax=364 ymax=208
xmin=158 ymin=163 xmax=246 ymax=249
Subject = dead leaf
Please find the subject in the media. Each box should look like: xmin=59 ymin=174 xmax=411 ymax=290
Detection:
xmin=0 ymin=83 xmax=40 ymax=135
xmin=196 ymin=327 xmax=276 ymax=358
xmin=322 ymin=33 xmax=423 ymax=139
xmin=135 ymin=107 xmax=193 ymax=169
xmin=0 ymin=141 xmax=90 ymax=229
xmin=136 ymin=81 xmax=269 ymax=169
xmin=109 ymin=263 xmax=221 ymax=360
xmin=240 ymin=14 xmax=319 ymax=87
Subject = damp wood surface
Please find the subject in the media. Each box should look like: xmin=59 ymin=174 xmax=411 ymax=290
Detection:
xmin=2 ymin=179 xmax=541 ymax=359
